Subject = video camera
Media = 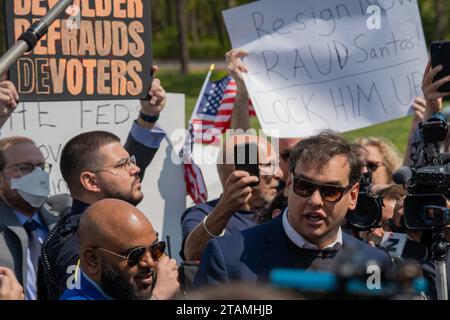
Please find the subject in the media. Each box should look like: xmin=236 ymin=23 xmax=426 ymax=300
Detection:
xmin=270 ymin=244 xmax=426 ymax=299
xmin=393 ymin=112 xmax=450 ymax=230
xmin=346 ymin=171 xmax=384 ymax=231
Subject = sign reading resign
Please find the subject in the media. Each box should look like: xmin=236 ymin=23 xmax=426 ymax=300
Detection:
xmin=3 ymin=0 xmax=152 ymax=101
xmin=223 ymin=0 xmax=428 ymax=137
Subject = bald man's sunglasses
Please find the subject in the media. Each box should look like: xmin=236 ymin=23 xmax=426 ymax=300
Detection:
xmin=92 ymin=241 xmax=166 ymax=266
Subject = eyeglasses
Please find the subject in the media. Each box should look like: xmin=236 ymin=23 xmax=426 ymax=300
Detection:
xmin=92 ymin=241 xmax=166 ymax=267
xmin=92 ymin=155 xmax=137 ymax=176
xmin=292 ymin=176 xmax=353 ymax=203
xmin=6 ymin=162 xmax=52 ymax=176
xmin=280 ymin=150 xmax=291 ymax=162
xmin=364 ymin=161 xmax=385 ymax=172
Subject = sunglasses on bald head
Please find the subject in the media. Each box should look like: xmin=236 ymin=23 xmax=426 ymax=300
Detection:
xmin=92 ymin=241 xmax=166 ymax=267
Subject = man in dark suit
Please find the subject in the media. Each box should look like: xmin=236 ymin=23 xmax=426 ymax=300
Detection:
xmin=0 ymin=136 xmax=60 ymax=300
xmin=194 ymin=131 xmax=392 ymax=287
xmin=39 ymin=74 xmax=168 ymax=300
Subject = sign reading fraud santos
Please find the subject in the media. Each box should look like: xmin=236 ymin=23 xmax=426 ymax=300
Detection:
xmin=223 ymin=0 xmax=428 ymax=137
xmin=3 ymin=0 xmax=152 ymax=101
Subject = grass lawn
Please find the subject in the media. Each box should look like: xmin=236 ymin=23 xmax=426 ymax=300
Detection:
xmin=158 ymin=69 xmax=413 ymax=156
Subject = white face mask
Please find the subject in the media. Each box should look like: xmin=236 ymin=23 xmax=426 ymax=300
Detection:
xmin=10 ymin=167 xmax=50 ymax=208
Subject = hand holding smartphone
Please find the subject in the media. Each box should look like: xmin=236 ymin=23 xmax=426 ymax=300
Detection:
xmin=430 ymin=41 xmax=450 ymax=92
xmin=234 ymin=142 xmax=260 ymax=187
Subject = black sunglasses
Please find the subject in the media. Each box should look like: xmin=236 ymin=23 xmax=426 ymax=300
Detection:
xmin=365 ymin=161 xmax=385 ymax=172
xmin=292 ymin=176 xmax=352 ymax=203
xmin=94 ymin=241 xmax=166 ymax=267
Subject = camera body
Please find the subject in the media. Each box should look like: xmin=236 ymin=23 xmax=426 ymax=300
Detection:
xmin=401 ymin=112 xmax=450 ymax=229
xmin=346 ymin=172 xmax=383 ymax=231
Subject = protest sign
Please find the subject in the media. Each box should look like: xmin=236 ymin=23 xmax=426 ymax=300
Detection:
xmin=3 ymin=0 xmax=152 ymax=101
xmin=2 ymin=94 xmax=186 ymax=262
xmin=223 ymin=0 xmax=428 ymax=137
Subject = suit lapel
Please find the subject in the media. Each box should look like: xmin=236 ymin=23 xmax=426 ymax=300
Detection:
xmin=259 ymin=214 xmax=292 ymax=275
xmin=0 ymin=199 xmax=29 ymax=286
xmin=39 ymin=205 xmax=59 ymax=231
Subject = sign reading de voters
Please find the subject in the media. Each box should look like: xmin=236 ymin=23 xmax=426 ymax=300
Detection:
xmin=223 ymin=0 xmax=428 ymax=138
xmin=3 ymin=0 xmax=152 ymax=101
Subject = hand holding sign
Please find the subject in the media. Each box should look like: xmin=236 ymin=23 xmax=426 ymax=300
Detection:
xmin=226 ymin=49 xmax=249 ymax=96
xmin=0 ymin=78 xmax=19 ymax=131
xmin=138 ymin=66 xmax=167 ymax=129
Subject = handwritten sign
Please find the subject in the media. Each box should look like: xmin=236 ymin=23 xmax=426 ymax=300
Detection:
xmin=2 ymin=94 xmax=186 ymax=262
xmin=223 ymin=0 xmax=428 ymax=137
xmin=3 ymin=0 xmax=152 ymax=101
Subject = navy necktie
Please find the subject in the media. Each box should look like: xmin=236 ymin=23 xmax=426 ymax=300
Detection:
xmin=23 ymin=219 xmax=41 ymax=272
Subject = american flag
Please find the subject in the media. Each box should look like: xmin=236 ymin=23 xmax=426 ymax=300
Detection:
xmin=180 ymin=123 xmax=208 ymax=204
xmin=192 ymin=75 xmax=256 ymax=144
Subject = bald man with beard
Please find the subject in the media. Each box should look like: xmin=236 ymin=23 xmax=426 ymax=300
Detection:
xmin=60 ymin=199 xmax=179 ymax=300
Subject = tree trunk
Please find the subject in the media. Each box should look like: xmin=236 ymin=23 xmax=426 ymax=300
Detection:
xmin=166 ymin=0 xmax=174 ymax=27
xmin=176 ymin=0 xmax=190 ymax=74
xmin=435 ymin=0 xmax=448 ymax=39
xmin=191 ymin=4 xmax=199 ymax=44
xmin=208 ymin=0 xmax=226 ymax=47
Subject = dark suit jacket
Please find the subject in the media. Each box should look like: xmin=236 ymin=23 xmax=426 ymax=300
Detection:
xmin=194 ymin=213 xmax=393 ymax=287
xmin=0 ymin=198 xmax=60 ymax=287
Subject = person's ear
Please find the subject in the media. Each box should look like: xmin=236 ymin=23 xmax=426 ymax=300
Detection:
xmin=348 ymin=182 xmax=360 ymax=210
xmin=80 ymin=171 xmax=101 ymax=193
xmin=82 ymin=248 xmax=101 ymax=277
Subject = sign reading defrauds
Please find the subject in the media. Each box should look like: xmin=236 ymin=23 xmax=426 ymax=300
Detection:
xmin=3 ymin=0 xmax=152 ymax=101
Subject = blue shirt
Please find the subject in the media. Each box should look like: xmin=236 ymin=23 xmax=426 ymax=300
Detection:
xmin=60 ymin=271 xmax=112 ymax=300
xmin=13 ymin=210 xmax=49 ymax=300
xmin=130 ymin=121 xmax=166 ymax=148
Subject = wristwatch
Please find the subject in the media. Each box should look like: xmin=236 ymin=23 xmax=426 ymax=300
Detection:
xmin=139 ymin=112 xmax=159 ymax=123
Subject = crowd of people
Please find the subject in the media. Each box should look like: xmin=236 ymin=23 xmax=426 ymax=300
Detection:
xmin=0 ymin=48 xmax=450 ymax=301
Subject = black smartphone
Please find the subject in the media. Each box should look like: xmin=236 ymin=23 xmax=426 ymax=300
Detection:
xmin=234 ymin=142 xmax=260 ymax=187
xmin=430 ymin=41 xmax=450 ymax=92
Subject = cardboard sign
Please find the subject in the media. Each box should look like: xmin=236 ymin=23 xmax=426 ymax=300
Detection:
xmin=2 ymin=94 xmax=187 ymax=262
xmin=3 ymin=0 xmax=153 ymax=101
xmin=223 ymin=0 xmax=428 ymax=137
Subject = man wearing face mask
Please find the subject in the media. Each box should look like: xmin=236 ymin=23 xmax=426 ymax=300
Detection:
xmin=0 ymin=136 xmax=60 ymax=300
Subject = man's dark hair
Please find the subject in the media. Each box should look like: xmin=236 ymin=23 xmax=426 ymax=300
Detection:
xmin=289 ymin=131 xmax=364 ymax=185
xmin=60 ymin=131 xmax=120 ymax=192
xmin=376 ymin=184 xmax=407 ymax=201
xmin=0 ymin=148 xmax=5 ymax=171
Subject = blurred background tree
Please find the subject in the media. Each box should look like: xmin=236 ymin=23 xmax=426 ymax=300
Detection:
xmin=148 ymin=0 xmax=447 ymax=71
